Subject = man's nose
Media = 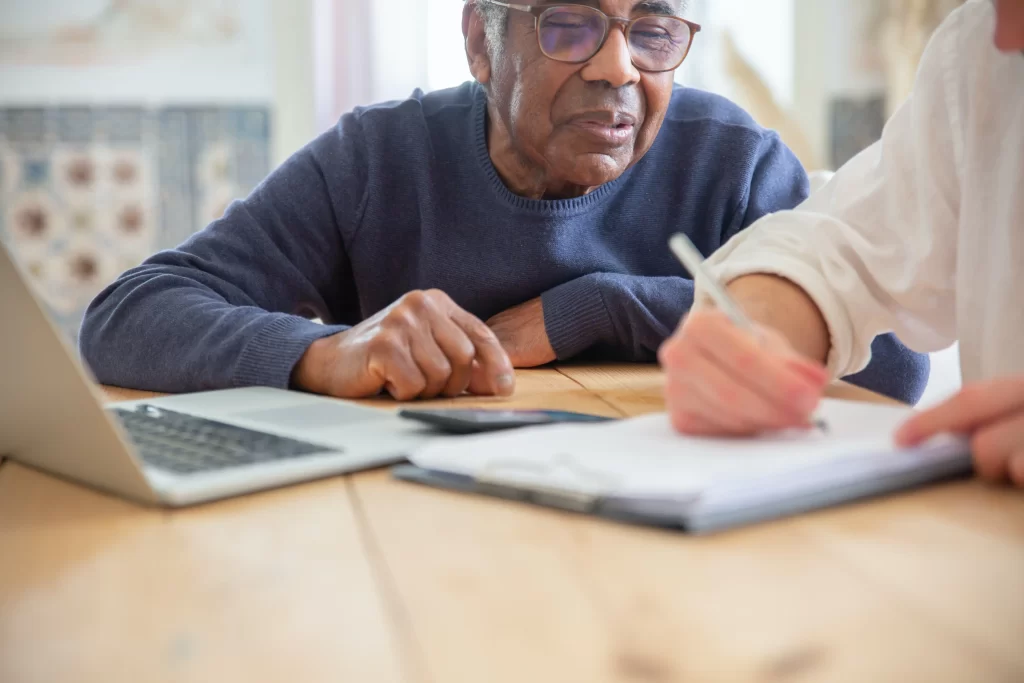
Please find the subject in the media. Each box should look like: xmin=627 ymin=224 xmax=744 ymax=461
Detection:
xmin=579 ymin=24 xmax=641 ymax=88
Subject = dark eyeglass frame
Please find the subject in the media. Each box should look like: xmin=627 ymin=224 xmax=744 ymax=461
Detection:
xmin=479 ymin=0 xmax=702 ymax=73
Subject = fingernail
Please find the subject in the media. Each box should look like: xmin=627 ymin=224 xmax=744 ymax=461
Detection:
xmin=497 ymin=374 xmax=515 ymax=394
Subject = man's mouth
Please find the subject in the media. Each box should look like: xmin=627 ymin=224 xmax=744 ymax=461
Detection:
xmin=569 ymin=112 xmax=638 ymax=145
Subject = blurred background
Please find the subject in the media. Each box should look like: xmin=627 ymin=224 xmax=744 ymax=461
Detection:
xmin=0 ymin=0 xmax=964 ymax=343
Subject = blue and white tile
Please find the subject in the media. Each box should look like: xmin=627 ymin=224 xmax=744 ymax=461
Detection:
xmin=0 ymin=104 xmax=271 ymax=341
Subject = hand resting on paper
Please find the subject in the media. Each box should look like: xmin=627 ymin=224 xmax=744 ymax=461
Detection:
xmin=897 ymin=376 xmax=1024 ymax=487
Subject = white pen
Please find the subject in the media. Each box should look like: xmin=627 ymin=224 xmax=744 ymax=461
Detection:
xmin=669 ymin=233 xmax=754 ymax=330
xmin=668 ymin=233 xmax=829 ymax=433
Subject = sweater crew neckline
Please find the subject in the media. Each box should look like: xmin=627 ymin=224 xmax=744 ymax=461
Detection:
xmin=470 ymin=84 xmax=635 ymax=217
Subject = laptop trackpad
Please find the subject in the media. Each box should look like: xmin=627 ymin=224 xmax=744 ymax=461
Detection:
xmin=234 ymin=403 xmax=393 ymax=430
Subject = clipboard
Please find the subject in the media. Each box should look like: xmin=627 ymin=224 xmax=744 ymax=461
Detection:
xmin=391 ymin=402 xmax=974 ymax=534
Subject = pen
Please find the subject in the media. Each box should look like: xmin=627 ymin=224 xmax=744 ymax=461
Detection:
xmin=668 ymin=233 xmax=830 ymax=433
xmin=669 ymin=233 xmax=756 ymax=332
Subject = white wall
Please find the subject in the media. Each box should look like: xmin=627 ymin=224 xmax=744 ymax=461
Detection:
xmin=427 ymin=0 xmax=471 ymax=92
xmin=687 ymin=0 xmax=795 ymax=106
xmin=0 ymin=0 xmax=317 ymax=168
xmin=312 ymin=0 xmax=373 ymax=132
xmin=0 ymin=0 xmax=274 ymax=106
xmin=792 ymin=0 xmax=887 ymax=168
xmin=792 ymin=0 xmax=832 ymax=167
xmin=271 ymin=0 xmax=316 ymax=165
xmin=372 ymin=0 xmax=430 ymax=102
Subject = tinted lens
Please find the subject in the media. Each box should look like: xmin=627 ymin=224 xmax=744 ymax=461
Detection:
xmin=538 ymin=6 xmax=607 ymax=63
xmin=628 ymin=16 xmax=691 ymax=71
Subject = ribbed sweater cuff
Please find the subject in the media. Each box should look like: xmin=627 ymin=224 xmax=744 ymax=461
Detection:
xmin=541 ymin=277 xmax=615 ymax=360
xmin=232 ymin=316 xmax=349 ymax=389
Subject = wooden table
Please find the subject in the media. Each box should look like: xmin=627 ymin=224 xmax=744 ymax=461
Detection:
xmin=1 ymin=365 xmax=1022 ymax=683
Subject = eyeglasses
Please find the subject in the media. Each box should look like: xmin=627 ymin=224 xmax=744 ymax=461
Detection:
xmin=480 ymin=1 xmax=701 ymax=73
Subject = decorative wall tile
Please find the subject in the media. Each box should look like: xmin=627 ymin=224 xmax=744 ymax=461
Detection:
xmin=0 ymin=106 xmax=271 ymax=342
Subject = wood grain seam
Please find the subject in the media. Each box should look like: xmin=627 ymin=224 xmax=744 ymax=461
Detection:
xmin=553 ymin=367 xmax=629 ymax=418
xmin=345 ymin=476 xmax=433 ymax=683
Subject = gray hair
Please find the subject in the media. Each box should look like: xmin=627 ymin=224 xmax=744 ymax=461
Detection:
xmin=475 ymin=0 xmax=508 ymax=57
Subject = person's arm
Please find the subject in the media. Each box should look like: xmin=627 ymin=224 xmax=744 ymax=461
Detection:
xmin=718 ymin=274 xmax=932 ymax=404
xmin=661 ymin=8 xmax=966 ymax=435
xmin=79 ymin=120 xmax=366 ymax=393
xmin=538 ymin=132 xmax=929 ymax=402
xmin=704 ymin=10 xmax=963 ymax=379
xmin=82 ymin=113 xmax=516 ymax=400
xmin=540 ymin=272 xmax=693 ymax=363
xmin=539 ymin=130 xmax=809 ymax=364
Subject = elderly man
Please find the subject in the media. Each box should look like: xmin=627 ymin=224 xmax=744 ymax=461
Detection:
xmin=80 ymin=0 xmax=928 ymax=401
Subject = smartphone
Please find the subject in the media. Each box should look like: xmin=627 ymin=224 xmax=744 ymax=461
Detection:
xmin=397 ymin=408 xmax=614 ymax=435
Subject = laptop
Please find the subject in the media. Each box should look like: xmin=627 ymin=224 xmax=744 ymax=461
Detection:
xmin=0 ymin=243 xmax=438 ymax=507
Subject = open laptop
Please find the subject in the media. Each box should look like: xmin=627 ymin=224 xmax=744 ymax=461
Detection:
xmin=0 ymin=243 xmax=439 ymax=506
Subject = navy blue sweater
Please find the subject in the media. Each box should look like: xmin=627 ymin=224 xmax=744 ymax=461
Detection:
xmin=80 ymin=82 xmax=929 ymax=402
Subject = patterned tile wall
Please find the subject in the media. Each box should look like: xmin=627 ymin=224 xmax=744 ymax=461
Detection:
xmin=0 ymin=106 xmax=270 ymax=341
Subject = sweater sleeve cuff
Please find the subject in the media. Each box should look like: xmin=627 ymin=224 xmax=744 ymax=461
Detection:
xmin=702 ymin=257 xmax=864 ymax=380
xmin=232 ymin=315 xmax=349 ymax=389
xmin=541 ymin=276 xmax=616 ymax=360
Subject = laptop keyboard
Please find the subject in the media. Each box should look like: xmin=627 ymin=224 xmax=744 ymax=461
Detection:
xmin=111 ymin=405 xmax=335 ymax=475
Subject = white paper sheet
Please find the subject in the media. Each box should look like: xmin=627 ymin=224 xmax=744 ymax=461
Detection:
xmin=408 ymin=399 xmax=934 ymax=500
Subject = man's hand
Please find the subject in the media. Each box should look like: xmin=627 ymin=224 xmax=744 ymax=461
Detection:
xmin=486 ymin=297 xmax=556 ymax=368
xmin=896 ymin=377 xmax=1024 ymax=487
xmin=659 ymin=309 xmax=831 ymax=436
xmin=292 ymin=290 xmax=515 ymax=401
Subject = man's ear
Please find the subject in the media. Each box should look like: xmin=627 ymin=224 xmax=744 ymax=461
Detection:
xmin=463 ymin=2 xmax=492 ymax=84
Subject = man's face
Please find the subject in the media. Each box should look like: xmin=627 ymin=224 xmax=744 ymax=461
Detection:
xmin=487 ymin=0 xmax=683 ymax=192
xmin=994 ymin=0 xmax=1024 ymax=51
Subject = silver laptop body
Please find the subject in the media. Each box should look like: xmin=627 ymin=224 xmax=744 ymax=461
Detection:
xmin=0 ymin=243 xmax=436 ymax=507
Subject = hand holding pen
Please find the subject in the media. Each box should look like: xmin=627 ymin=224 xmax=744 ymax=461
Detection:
xmin=659 ymin=233 xmax=832 ymax=436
